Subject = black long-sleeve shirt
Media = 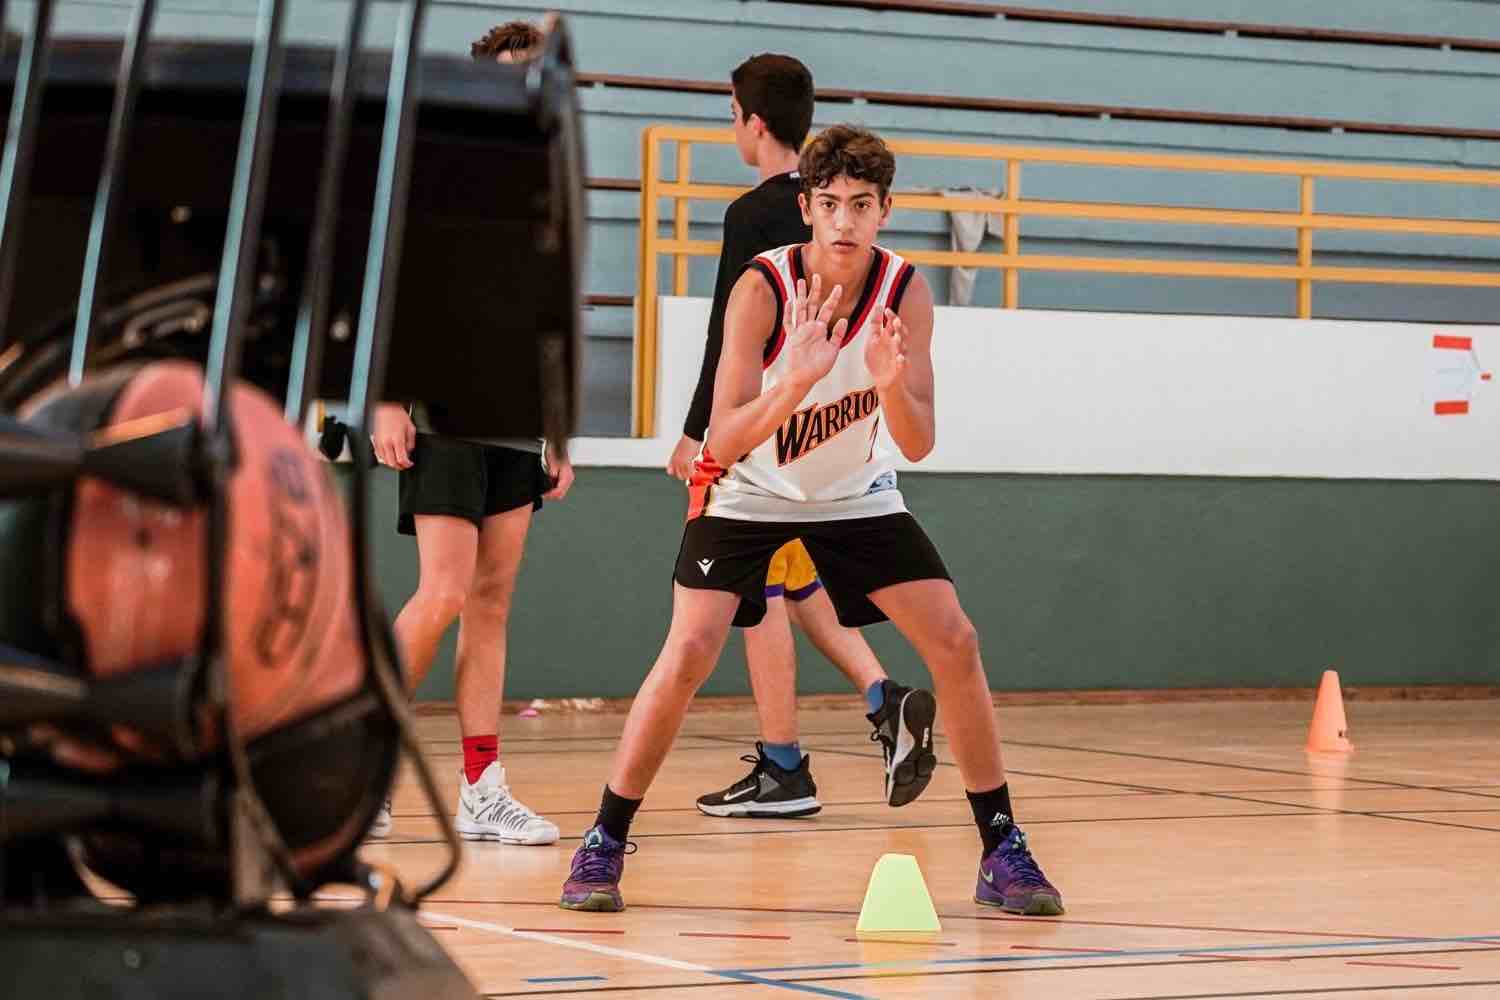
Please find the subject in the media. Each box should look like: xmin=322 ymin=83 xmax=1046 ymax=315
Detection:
xmin=682 ymin=172 xmax=810 ymax=441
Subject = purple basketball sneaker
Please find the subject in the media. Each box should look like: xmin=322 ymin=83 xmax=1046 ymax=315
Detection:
xmin=974 ymin=826 xmax=1064 ymax=915
xmin=560 ymin=826 xmax=633 ymax=912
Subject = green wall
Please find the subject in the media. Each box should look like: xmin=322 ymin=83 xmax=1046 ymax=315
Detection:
xmin=358 ymin=467 xmax=1500 ymax=699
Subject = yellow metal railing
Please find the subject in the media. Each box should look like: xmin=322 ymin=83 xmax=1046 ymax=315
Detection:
xmin=633 ymin=124 xmax=1500 ymax=436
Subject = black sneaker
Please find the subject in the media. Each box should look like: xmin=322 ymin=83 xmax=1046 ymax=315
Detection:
xmin=695 ymin=742 xmax=822 ymax=818
xmin=867 ymin=680 xmax=938 ymax=807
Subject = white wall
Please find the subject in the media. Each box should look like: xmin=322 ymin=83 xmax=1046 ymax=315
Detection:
xmin=571 ymin=297 xmax=1500 ymax=480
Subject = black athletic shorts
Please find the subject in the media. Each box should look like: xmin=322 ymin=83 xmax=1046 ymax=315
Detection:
xmin=674 ymin=513 xmax=951 ymax=629
xmin=397 ymin=433 xmax=550 ymax=535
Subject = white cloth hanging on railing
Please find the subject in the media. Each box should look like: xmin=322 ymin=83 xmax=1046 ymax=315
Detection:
xmin=943 ymin=187 xmax=1005 ymax=307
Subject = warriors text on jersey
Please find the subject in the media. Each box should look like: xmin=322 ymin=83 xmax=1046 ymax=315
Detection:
xmin=689 ymin=243 xmax=917 ymax=522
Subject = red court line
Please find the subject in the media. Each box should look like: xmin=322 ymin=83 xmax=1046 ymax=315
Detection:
xmin=512 ymin=927 xmax=627 ymax=936
xmin=970 ymin=913 xmax=1415 ymax=940
xmin=1013 ymin=944 xmax=1123 ymax=953
xmin=1192 ymin=953 xmax=1297 ymax=962
xmin=454 ymin=898 xmax=1423 ymax=943
xmin=681 ymin=932 xmax=792 ymax=941
xmin=1349 ymin=959 xmax=1463 ymax=971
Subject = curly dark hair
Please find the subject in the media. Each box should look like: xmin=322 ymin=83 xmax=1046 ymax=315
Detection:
xmin=798 ymin=124 xmax=895 ymax=201
xmin=471 ymin=21 xmax=543 ymax=61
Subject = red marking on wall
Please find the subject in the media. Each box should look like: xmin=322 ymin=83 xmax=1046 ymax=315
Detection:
xmin=1434 ymin=335 xmax=1474 ymax=350
xmin=1435 ymin=401 xmax=1471 ymax=415
xmin=1347 ymin=959 xmax=1463 ymax=971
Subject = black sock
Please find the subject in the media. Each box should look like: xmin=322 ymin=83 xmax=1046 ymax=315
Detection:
xmin=967 ymin=783 xmax=1015 ymax=855
xmin=595 ymin=785 xmax=642 ymax=842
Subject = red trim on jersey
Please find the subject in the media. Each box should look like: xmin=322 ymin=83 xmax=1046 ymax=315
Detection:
xmin=866 ymin=414 xmax=882 ymax=462
xmin=842 ymin=248 xmax=890 ymax=347
xmin=781 ymin=245 xmax=806 ymax=363
xmin=686 ymin=448 xmax=728 ymax=521
xmin=763 ymin=329 xmax=788 ymax=368
xmin=754 ymin=254 xmax=788 ymax=303
xmin=750 ymin=257 xmax=790 ymax=368
xmin=886 ymin=262 xmax=916 ymax=314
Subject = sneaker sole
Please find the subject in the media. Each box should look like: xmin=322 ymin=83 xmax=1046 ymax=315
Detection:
xmin=974 ymin=892 xmax=1065 ymax=916
xmin=559 ymin=892 xmax=624 ymax=913
xmin=888 ymin=689 xmax=938 ymax=808
xmin=696 ymin=797 xmax=822 ymax=818
xmin=455 ymin=818 xmax=559 ymax=845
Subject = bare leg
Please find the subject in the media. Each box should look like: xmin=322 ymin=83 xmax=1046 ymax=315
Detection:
xmin=609 ymin=585 xmax=740 ymax=797
xmin=786 ymin=588 xmax=887 ymax=694
xmin=393 ymin=515 xmax=478 ymax=693
xmin=454 ymin=504 xmax=532 ymax=739
xmin=867 ymin=579 xmax=1004 ymax=792
xmin=743 ymin=597 xmax=799 ymax=744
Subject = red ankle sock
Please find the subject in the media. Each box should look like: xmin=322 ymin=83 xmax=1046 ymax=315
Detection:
xmin=462 ymin=735 xmax=498 ymax=785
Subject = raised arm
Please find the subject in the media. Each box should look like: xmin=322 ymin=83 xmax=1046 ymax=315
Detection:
xmin=706 ymin=270 xmax=846 ymax=463
xmin=866 ymin=269 xmax=935 ymax=461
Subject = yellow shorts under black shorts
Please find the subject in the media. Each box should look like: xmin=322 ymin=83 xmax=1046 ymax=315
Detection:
xmin=764 ymin=540 xmax=823 ymax=601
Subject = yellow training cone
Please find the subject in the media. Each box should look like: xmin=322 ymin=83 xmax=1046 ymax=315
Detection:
xmin=855 ymin=853 xmax=942 ymax=942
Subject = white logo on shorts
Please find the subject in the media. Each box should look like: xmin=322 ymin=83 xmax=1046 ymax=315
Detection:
xmin=697 ymin=558 xmax=714 ymax=576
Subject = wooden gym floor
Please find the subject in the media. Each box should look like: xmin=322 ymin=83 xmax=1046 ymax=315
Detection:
xmin=358 ymin=696 xmax=1500 ymax=998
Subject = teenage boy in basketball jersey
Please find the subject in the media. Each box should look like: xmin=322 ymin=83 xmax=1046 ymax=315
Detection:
xmin=563 ymin=125 xmax=1063 ymax=915
xmin=363 ymin=20 xmax=569 ymax=846
xmin=667 ymin=55 xmax=937 ymax=819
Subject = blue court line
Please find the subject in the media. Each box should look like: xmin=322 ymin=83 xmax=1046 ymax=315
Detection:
xmin=522 ymin=971 xmax=870 ymax=995
xmin=714 ymin=971 xmax=872 ymax=999
xmin=724 ymin=933 xmax=1500 ymax=977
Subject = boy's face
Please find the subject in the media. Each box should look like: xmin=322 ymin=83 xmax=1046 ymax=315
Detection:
xmin=798 ymin=175 xmax=891 ymax=259
xmin=730 ymin=91 xmax=759 ymax=167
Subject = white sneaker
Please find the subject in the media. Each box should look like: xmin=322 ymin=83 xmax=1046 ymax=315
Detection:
xmin=369 ymin=798 xmax=393 ymax=839
xmin=455 ymin=761 xmax=559 ymax=845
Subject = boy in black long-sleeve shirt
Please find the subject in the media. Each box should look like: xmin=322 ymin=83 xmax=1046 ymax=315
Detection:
xmin=673 ymin=172 xmax=810 ymax=454
xmin=658 ymin=55 xmax=937 ymax=824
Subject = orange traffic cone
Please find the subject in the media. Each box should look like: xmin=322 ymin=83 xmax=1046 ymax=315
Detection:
xmin=1306 ymin=669 xmax=1353 ymax=752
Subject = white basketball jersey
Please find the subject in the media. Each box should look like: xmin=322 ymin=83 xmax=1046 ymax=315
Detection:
xmin=690 ymin=243 xmax=917 ymax=523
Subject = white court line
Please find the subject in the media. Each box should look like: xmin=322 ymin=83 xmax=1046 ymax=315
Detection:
xmin=423 ymin=910 xmax=873 ymax=999
xmin=424 ymin=909 xmax=705 ymax=972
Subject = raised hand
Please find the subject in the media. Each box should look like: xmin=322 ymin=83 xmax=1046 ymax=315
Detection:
xmin=783 ymin=273 xmax=846 ymax=389
xmin=866 ymin=307 xmax=908 ymax=390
